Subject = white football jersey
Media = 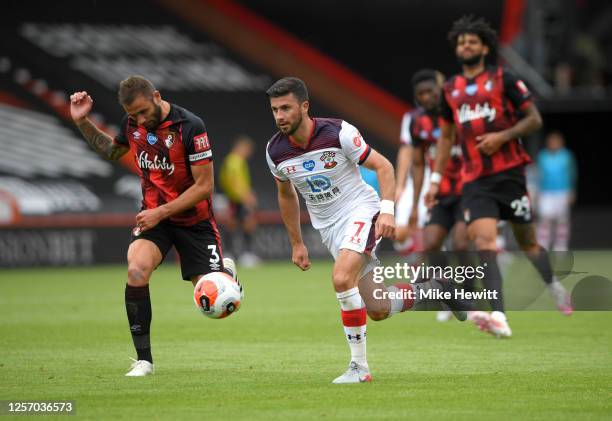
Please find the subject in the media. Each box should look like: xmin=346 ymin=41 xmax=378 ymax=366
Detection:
xmin=266 ymin=118 xmax=379 ymax=229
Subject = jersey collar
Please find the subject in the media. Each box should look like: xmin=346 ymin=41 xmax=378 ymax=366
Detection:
xmin=288 ymin=118 xmax=316 ymax=150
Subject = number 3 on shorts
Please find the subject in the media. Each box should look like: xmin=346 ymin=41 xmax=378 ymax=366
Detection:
xmin=207 ymin=244 xmax=220 ymax=264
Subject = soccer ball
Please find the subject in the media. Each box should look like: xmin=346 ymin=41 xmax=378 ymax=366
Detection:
xmin=193 ymin=272 xmax=242 ymax=319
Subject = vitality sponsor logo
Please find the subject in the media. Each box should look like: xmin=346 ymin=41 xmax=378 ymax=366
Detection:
xmin=457 ymin=103 xmax=496 ymax=124
xmin=137 ymin=151 xmax=175 ymax=174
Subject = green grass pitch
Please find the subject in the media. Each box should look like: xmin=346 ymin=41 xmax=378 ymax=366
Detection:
xmin=0 ymin=258 xmax=611 ymax=420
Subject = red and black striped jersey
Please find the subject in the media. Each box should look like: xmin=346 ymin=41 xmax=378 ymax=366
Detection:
xmin=401 ymin=107 xmax=463 ymax=196
xmin=114 ymin=104 xmax=214 ymax=226
xmin=440 ymin=66 xmax=533 ymax=183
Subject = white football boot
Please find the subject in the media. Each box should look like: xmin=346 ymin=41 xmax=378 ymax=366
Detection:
xmin=223 ymin=257 xmax=243 ymax=299
xmin=125 ymin=359 xmax=154 ymax=377
xmin=548 ymin=281 xmax=573 ymax=316
xmin=487 ymin=311 xmax=512 ymax=338
xmin=468 ymin=310 xmax=491 ymax=331
xmin=332 ymin=361 xmax=372 ymax=384
xmin=436 ymin=310 xmax=453 ymax=322
xmin=223 ymin=257 xmax=237 ymax=281
xmin=470 ymin=311 xmax=512 ymax=338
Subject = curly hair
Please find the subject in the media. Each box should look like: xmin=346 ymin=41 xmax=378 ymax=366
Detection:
xmin=448 ymin=15 xmax=498 ymax=50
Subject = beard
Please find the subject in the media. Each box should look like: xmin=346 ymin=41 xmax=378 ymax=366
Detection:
xmin=278 ymin=114 xmax=302 ymax=136
xmin=458 ymin=53 xmax=483 ymax=67
xmin=144 ymin=104 xmax=163 ymax=131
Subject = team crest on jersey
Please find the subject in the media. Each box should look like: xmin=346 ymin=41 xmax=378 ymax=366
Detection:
xmin=164 ymin=133 xmax=175 ymax=148
xmin=303 ymin=160 xmax=315 ymax=171
xmin=465 ymin=84 xmax=478 ymax=96
xmin=485 ymin=80 xmax=493 ymax=91
xmin=147 ymin=133 xmax=158 ymax=145
xmin=320 ymin=151 xmax=337 ymax=169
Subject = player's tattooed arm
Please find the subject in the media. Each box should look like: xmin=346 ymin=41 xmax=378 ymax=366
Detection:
xmin=501 ymin=103 xmax=543 ymax=140
xmin=70 ymin=91 xmax=128 ymax=160
xmin=76 ymin=119 xmax=128 ymax=160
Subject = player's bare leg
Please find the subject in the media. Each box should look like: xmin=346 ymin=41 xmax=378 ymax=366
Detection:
xmin=125 ymin=239 xmax=163 ymax=376
xmin=331 ymin=249 xmax=372 ymax=384
xmin=468 ymin=218 xmax=511 ymax=337
xmin=511 ymin=222 xmax=573 ymax=315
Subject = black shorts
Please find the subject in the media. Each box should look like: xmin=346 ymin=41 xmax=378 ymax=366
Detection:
xmin=461 ymin=166 xmax=532 ymax=225
xmin=426 ymin=194 xmax=464 ymax=232
xmin=131 ymin=220 xmax=224 ymax=281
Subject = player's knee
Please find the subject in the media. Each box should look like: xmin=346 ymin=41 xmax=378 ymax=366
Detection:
xmin=367 ymin=309 xmax=389 ymax=321
xmin=452 ymin=238 xmax=469 ymax=251
xmin=127 ymin=264 xmax=151 ymax=286
xmin=473 ymin=234 xmax=496 ymax=251
xmin=424 ymin=237 xmax=443 ymax=251
xmin=332 ymin=270 xmax=355 ymax=292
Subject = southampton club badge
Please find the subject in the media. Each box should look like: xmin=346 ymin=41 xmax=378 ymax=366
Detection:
xmin=320 ymin=151 xmax=337 ymax=169
xmin=164 ymin=133 xmax=175 ymax=149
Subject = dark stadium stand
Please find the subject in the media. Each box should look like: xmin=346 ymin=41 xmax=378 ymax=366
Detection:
xmin=1 ymin=0 xmax=611 ymax=268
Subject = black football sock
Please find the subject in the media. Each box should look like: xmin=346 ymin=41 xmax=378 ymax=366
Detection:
xmin=525 ymin=246 xmax=554 ymax=284
xmin=125 ymin=284 xmax=153 ymax=363
xmin=478 ymin=250 xmax=504 ymax=313
xmin=455 ymin=251 xmax=476 ymax=293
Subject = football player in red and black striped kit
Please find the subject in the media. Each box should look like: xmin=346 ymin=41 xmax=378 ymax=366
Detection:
xmin=70 ymin=76 xmax=238 ymax=375
xmin=425 ymin=16 xmax=573 ymax=338
xmin=403 ymin=69 xmax=480 ymax=322
xmin=405 ymin=69 xmax=468 ymax=252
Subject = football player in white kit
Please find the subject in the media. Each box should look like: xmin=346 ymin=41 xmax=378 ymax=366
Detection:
xmin=265 ymin=77 xmax=468 ymax=384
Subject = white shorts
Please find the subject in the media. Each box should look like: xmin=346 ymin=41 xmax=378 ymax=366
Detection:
xmin=395 ymin=168 xmax=430 ymax=228
xmin=319 ymin=203 xmax=380 ymax=278
xmin=539 ymin=191 xmax=570 ymax=219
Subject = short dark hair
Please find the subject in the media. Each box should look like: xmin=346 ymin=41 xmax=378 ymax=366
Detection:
xmin=448 ymin=15 xmax=498 ymax=50
xmin=266 ymin=77 xmax=309 ymax=102
xmin=411 ymin=69 xmax=439 ymax=89
xmin=118 ymin=75 xmax=156 ymax=106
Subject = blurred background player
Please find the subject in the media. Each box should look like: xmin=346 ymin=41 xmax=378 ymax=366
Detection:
xmin=536 ymin=131 xmax=577 ymax=251
xmin=219 ymin=135 xmax=261 ymax=266
xmin=402 ymin=69 xmax=473 ymax=322
xmin=426 ymin=16 xmax=573 ymax=338
xmin=70 ymin=76 xmax=237 ymax=376
xmin=265 ymin=77 xmax=469 ymax=383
